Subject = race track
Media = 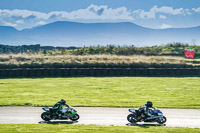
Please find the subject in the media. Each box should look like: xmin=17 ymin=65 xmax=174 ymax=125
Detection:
xmin=0 ymin=107 xmax=200 ymax=128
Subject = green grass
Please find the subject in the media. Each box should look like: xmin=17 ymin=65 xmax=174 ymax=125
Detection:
xmin=0 ymin=77 xmax=200 ymax=108
xmin=0 ymin=124 xmax=199 ymax=133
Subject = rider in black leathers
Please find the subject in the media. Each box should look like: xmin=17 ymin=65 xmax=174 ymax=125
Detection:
xmin=138 ymin=101 xmax=154 ymax=119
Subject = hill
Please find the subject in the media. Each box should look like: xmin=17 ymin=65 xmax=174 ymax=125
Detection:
xmin=0 ymin=21 xmax=200 ymax=46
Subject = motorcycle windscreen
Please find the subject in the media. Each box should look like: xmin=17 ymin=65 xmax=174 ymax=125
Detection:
xmin=129 ymin=109 xmax=136 ymax=113
xmin=43 ymin=107 xmax=50 ymax=111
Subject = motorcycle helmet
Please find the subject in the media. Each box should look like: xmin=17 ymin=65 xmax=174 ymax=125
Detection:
xmin=147 ymin=101 xmax=153 ymax=107
xmin=60 ymin=99 xmax=66 ymax=105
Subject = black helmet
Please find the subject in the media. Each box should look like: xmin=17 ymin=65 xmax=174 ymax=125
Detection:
xmin=60 ymin=99 xmax=66 ymax=105
xmin=147 ymin=101 xmax=153 ymax=107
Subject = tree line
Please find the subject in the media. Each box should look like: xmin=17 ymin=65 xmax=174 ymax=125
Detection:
xmin=0 ymin=42 xmax=200 ymax=57
xmin=0 ymin=44 xmax=77 ymax=54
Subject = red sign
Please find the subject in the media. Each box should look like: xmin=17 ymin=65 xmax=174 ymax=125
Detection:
xmin=185 ymin=49 xmax=195 ymax=59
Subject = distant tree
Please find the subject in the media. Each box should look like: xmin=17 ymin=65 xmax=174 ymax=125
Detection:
xmin=61 ymin=48 xmax=66 ymax=55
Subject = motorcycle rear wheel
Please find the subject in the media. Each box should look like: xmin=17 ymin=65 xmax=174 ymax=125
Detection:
xmin=41 ymin=112 xmax=51 ymax=121
xmin=69 ymin=114 xmax=80 ymax=121
xmin=127 ymin=114 xmax=137 ymax=123
xmin=157 ymin=116 xmax=167 ymax=124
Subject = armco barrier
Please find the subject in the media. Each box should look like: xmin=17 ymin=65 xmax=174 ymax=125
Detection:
xmin=0 ymin=68 xmax=199 ymax=77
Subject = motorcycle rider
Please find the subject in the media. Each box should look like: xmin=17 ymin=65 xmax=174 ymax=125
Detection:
xmin=138 ymin=101 xmax=154 ymax=119
xmin=53 ymin=99 xmax=69 ymax=118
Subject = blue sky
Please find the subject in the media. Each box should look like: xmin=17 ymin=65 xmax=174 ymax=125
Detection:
xmin=0 ymin=0 xmax=200 ymax=30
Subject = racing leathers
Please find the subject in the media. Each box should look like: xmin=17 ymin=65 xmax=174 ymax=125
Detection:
xmin=53 ymin=101 xmax=69 ymax=118
xmin=138 ymin=104 xmax=153 ymax=119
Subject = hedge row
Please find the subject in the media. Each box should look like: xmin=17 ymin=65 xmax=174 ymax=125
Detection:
xmin=0 ymin=62 xmax=195 ymax=69
xmin=0 ymin=68 xmax=200 ymax=77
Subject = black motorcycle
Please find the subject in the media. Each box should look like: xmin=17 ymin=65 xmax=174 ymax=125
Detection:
xmin=41 ymin=105 xmax=80 ymax=121
xmin=127 ymin=108 xmax=167 ymax=124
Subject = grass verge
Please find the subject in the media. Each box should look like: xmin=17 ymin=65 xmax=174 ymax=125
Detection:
xmin=0 ymin=124 xmax=199 ymax=133
xmin=0 ymin=77 xmax=200 ymax=108
xmin=0 ymin=54 xmax=199 ymax=69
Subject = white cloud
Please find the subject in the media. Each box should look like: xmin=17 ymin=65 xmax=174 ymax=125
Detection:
xmin=0 ymin=4 xmax=196 ymax=29
xmin=16 ymin=20 xmax=24 ymax=24
xmin=36 ymin=21 xmax=47 ymax=26
xmin=0 ymin=4 xmax=133 ymax=21
xmin=185 ymin=9 xmax=192 ymax=15
xmin=3 ymin=22 xmax=17 ymax=27
xmin=133 ymin=5 xmax=191 ymax=19
xmin=159 ymin=15 xmax=166 ymax=19
xmin=0 ymin=9 xmax=48 ymax=19
xmin=192 ymin=7 xmax=200 ymax=12
xmin=160 ymin=23 xmax=172 ymax=29
xmin=138 ymin=9 xmax=155 ymax=19
xmin=0 ymin=5 xmax=134 ymax=29
xmin=153 ymin=6 xmax=186 ymax=15
xmin=48 ymin=4 xmax=134 ymax=21
xmin=0 ymin=5 xmax=193 ymax=22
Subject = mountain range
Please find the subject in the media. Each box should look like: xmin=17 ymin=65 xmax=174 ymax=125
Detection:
xmin=0 ymin=21 xmax=200 ymax=46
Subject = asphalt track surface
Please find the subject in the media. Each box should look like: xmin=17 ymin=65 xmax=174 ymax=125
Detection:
xmin=0 ymin=107 xmax=200 ymax=128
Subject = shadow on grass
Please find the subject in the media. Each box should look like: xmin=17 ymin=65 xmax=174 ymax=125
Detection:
xmin=38 ymin=120 xmax=78 ymax=125
xmin=126 ymin=123 xmax=166 ymax=128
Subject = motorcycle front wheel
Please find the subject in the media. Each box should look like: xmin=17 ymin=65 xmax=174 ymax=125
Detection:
xmin=69 ymin=114 xmax=80 ymax=121
xmin=41 ymin=112 xmax=51 ymax=121
xmin=127 ymin=114 xmax=137 ymax=123
xmin=157 ymin=116 xmax=167 ymax=124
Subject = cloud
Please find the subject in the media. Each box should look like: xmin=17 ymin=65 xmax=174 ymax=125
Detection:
xmin=0 ymin=4 xmax=134 ymax=21
xmin=88 ymin=4 xmax=107 ymax=15
xmin=160 ymin=24 xmax=172 ymax=29
xmin=0 ymin=9 xmax=48 ymax=19
xmin=0 ymin=4 xmax=196 ymax=30
xmin=16 ymin=20 xmax=24 ymax=24
xmin=0 ymin=5 xmax=134 ymax=29
xmin=133 ymin=5 xmax=191 ymax=19
xmin=0 ymin=5 xmax=193 ymax=22
xmin=3 ymin=22 xmax=17 ymax=27
xmin=192 ymin=7 xmax=200 ymax=12
xmin=36 ymin=21 xmax=47 ymax=26
xmin=133 ymin=9 xmax=155 ymax=19
xmin=159 ymin=15 xmax=166 ymax=19
xmin=52 ymin=4 xmax=134 ymax=20
xmin=153 ymin=6 xmax=189 ymax=15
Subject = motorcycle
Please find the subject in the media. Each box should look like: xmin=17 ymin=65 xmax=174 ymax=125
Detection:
xmin=41 ymin=105 xmax=80 ymax=121
xmin=127 ymin=107 xmax=167 ymax=124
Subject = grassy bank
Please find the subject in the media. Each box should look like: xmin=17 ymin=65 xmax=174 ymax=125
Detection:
xmin=0 ymin=54 xmax=199 ymax=69
xmin=0 ymin=124 xmax=199 ymax=133
xmin=0 ymin=77 xmax=199 ymax=108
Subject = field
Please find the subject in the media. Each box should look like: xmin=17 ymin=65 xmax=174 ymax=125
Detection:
xmin=0 ymin=124 xmax=200 ymax=133
xmin=0 ymin=77 xmax=199 ymax=108
xmin=0 ymin=54 xmax=200 ymax=69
